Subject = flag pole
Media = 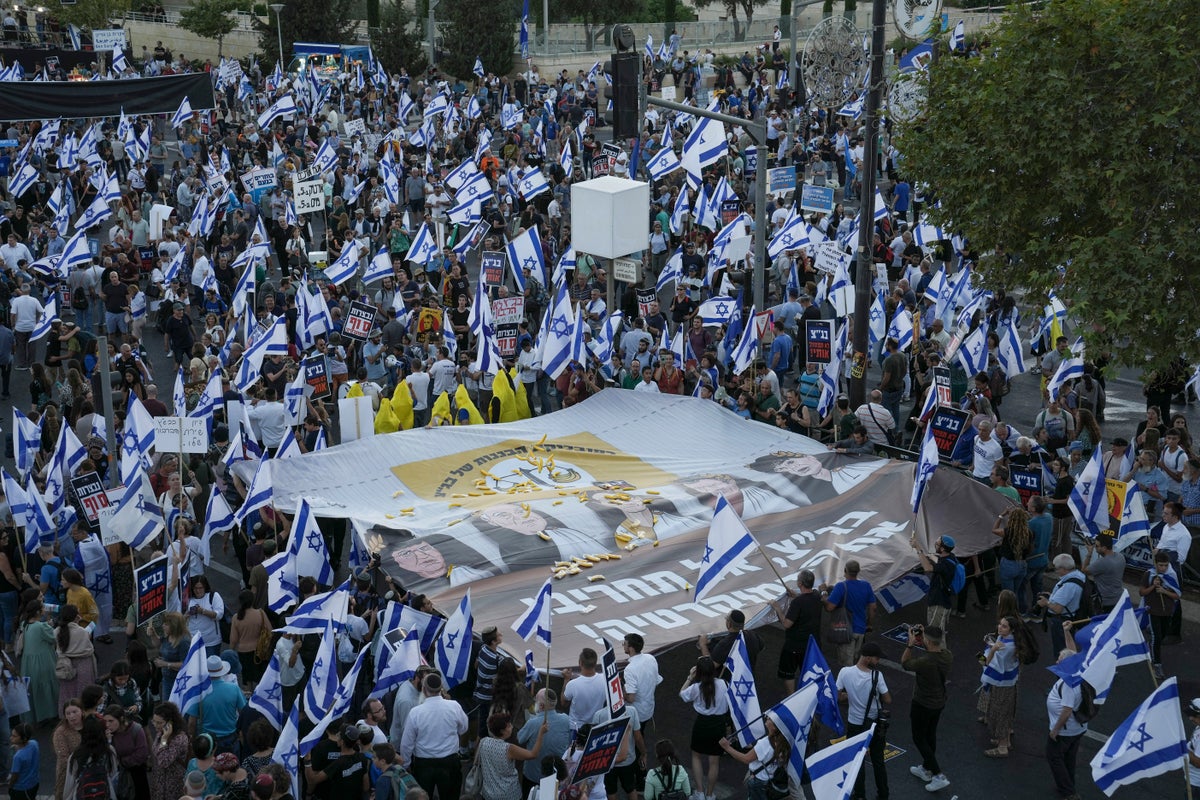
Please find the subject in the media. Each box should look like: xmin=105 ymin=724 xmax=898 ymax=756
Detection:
xmin=755 ymin=543 xmax=791 ymax=593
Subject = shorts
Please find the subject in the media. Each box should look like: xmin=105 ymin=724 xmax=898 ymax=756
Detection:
xmin=604 ymin=762 xmax=637 ymax=795
xmin=690 ymin=712 xmax=728 ymax=756
xmin=777 ymin=645 xmax=804 ymax=681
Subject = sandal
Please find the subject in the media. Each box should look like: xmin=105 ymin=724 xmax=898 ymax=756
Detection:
xmin=984 ymin=748 xmax=1009 ymax=758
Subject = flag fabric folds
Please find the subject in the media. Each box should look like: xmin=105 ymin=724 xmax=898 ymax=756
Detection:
xmin=512 ymin=577 xmax=553 ymax=647
xmin=436 ymin=590 xmax=474 ymax=689
xmin=1090 ymin=677 xmax=1187 ymax=796
xmin=724 ymin=633 xmax=765 ymax=747
xmin=169 ymin=633 xmax=212 ymax=714
xmin=806 ymin=724 xmax=876 ymax=800
xmin=695 ymin=495 xmax=758 ymax=602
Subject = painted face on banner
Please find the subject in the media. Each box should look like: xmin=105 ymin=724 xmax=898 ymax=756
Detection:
xmin=479 ymin=503 xmax=547 ymax=536
xmin=392 ymin=540 xmax=447 ymax=578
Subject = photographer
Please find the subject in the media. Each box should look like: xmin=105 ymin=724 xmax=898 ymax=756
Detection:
xmin=835 ymin=642 xmax=891 ymax=800
xmin=901 ymin=625 xmax=951 ymax=792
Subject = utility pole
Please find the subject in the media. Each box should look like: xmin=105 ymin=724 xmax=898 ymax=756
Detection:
xmin=97 ymin=336 xmax=119 ymax=489
xmin=644 ymin=95 xmax=769 ymax=310
xmin=848 ymin=0 xmax=887 ymax=407
xmin=428 ymin=0 xmax=439 ymax=67
xmin=787 ymin=0 xmax=826 ymax=159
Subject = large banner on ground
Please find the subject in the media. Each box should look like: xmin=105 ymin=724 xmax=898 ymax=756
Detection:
xmin=256 ymin=393 xmax=1009 ymax=666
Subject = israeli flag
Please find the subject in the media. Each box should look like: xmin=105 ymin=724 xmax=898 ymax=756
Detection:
xmin=198 ymin=490 xmax=235 ymax=565
xmin=954 ymin=324 xmax=988 ymax=375
xmin=501 ymin=104 xmax=524 ymax=131
xmin=1068 ymin=446 xmax=1108 ymax=537
xmin=232 ymin=458 xmax=274 ymax=527
xmin=725 ymin=634 xmax=765 ymax=747
xmin=996 ymin=318 xmax=1027 ymax=379
xmin=1115 ymin=482 xmax=1150 ymax=552
xmin=681 ymin=101 xmax=728 ymax=183
xmin=404 ymin=222 xmax=440 ymax=266
xmin=120 ymin=394 xmax=157 ymax=480
xmin=1090 ymin=676 xmax=1187 ymax=796
xmin=950 ymin=20 xmax=966 ymax=52
xmin=517 ymin=167 xmax=550 ymax=200
xmin=371 ymin=627 xmax=422 ymax=700
xmin=248 ymin=653 xmax=286 ymax=730
xmin=669 ymin=189 xmax=691 ymax=236
xmin=767 ymin=213 xmax=812 ymax=259
xmin=512 ymin=577 xmax=553 ymax=646
xmin=436 ymin=590 xmax=474 ymax=689
xmin=282 ymin=580 xmax=350 ymax=635
xmin=766 ymin=683 xmax=820 ymax=782
xmin=12 ymin=409 xmax=41 ymax=479
xmin=301 ymin=645 xmax=368 ymax=752
xmin=911 ymin=424 xmax=940 ymax=514
xmin=1046 ymin=356 xmax=1085 ymax=402
xmin=169 ymin=634 xmax=213 ymax=715
xmin=729 ymin=305 xmax=761 ymax=376
xmin=807 ymin=725 xmax=876 ymax=800
xmin=257 ymin=93 xmax=298 ymax=129
xmin=8 ymin=163 xmax=39 ymax=199
xmin=473 ymin=56 xmax=485 ymax=78
xmin=558 ymin=139 xmax=574 ymax=179
xmin=912 ymin=222 xmax=945 ymax=247
xmin=272 ymin=706 xmax=301 ymax=800
xmin=506 ymin=225 xmax=544 ymax=290
xmin=322 ymin=239 xmax=361 ymax=286
xmin=170 ymin=97 xmax=193 ymax=130
xmin=698 ymin=295 xmax=738 ymax=326
xmin=695 ymin=495 xmax=758 ymax=601
xmin=800 ymin=635 xmax=845 ymax=735
xmin=886 ymin=305 xmax=913 ymax=352
xmin=302 ymin=618 xmax=340 ymax=723
xmin=1 ymin=469 xmax=34 ymax=550
xmin=392 ymin=602 xmax=446 ymax=653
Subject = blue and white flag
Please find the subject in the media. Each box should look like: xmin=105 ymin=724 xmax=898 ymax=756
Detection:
xmin=58 ymin=230 xmax=92 ymax=274
xmin=517 ymin=167 xmax=550 ymax=200
xmin=729 ymin=305 xmax=761 ymax=376
xmin=199 ymin=489 xmax=235 ymax=564
xmin=272 ymin=706 xmax=301 ymax=800
xmin=955 ymin=323 xmax=988 ymax=375
xmin=807 ymin=724 xmax=876 ymax=800
xmin=8 ymin=163 xmax=39 ymax=199
xmin=950 ymin=20 xmax=966 ymax=52
xmin=1068 ymin=446 xmax=1108 ymax=537
xmin=235 ymin=315 xmax=289 ymax=392
xmin=312 ymin=137 xmax=339 ymax=175
xmin=436 ymin=590 xmax=474 ymax=689
xmin=29 ymin=297 xmax=59 ymax=342
xmin=698 ymin=295 xmax=738 ymax=327
xmin=11 ymin=409 xmax=40 ymax=478
xmin=524 ymin=650 xmax=538 ymax=690
xmin=301 ymin=646 xmax=368 ymax=752
xmin=120 ymin=393 xmax=156 ymax=480
xmin=1090 ymin=676 xmax=1187 ymax=796
xmin=800 ymin=635 xmax=845 ymax=735
xmin=232 ymin=457 xmax=274 ymax=527
xmin=559 ymin=139 xmax=575 ymax=179
xmin=1049 ymin=591 xmax=1149 ymax=702
xmin=512 ymin=577 xmax=553 ymax=646
xmin=645 ymin=145 xmax=681 ymax=181
xmin=681 ymin=100 xmax=727 ymax=184
xmin=1116 ymin=481 xmax=1150 ymax=552
xmin=392 ymin=602 xmax=446 ymax=653
xmin=371 ymin=627 xmax=422 ymax=700
xmin=886 ymin=305 xmax=913 ymax=352
xmin=867 ymin=290 xmax=888 ymax=348
xmin=669 ymin=189 xmax=690 ymax=236
xmin=1047 ymin=356 xmax=1085 ymax=402
xmin=911 ymin=423 xmax=940 ymax=514
xmin=541 ymin=281 xmax=576 ymax=379
xmin=768 ymin=213 xmax=812 ymax=259
xmin=911 ymin=222 xmax=945 ymax=247
xmin=996 ymin=317 xmax=1027 ymax=379
xmin=473 ymin=56 xmax=485 ymax=78
xmin=506 ymin=225 xmax=544 ymax=291
xmin=303 ymin=618 xmax=340 ymax=723
xmin=406 ymin=222 xmax=440 ymax=266
xmin=725 ymin=634 xmax=765 ymax=747
xmin=108 ymin=469 xmax=163 ymax=551
xmin=766 ymin=683 xmax=820 ymax=782
xmin=695 ymin=495 xmax=758 ymax=602
xmin=169 ymin=633 xmax=212 ymax=715
xmin=248 ymin=653 xmax=286 ymax=730
xmin=170 ymin=96 xmax=193 ymax=130
xmin=828 ymin=259 xmax=854 ymax=317
xmin=322 ymin=239 xmax=361 ymax=286
xmin=283 ymin=580 xmax=350 ymax=635
xmin=258 ymin=93 xmax=298 ymax=128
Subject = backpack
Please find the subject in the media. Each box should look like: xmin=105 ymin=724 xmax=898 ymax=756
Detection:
xmin=944 ymin=556 xmax=966 ymax=595
xmin=657 ymin=765 xmax=688 ymax=800
xmin=1063 ymin=576 xmax=1098 ymax=621
xmin=385 ymin=765 xmax=420 ymax=800
xmin=988 ymin=365 xmax=1009 ymax=398
xmin=74 ymin=755 xmax=114 ymax=800
xmin=1013 ymin=620 xmax=1041 ymax=665
xmin=1056 ymin=679 xmax=1098 ymax=725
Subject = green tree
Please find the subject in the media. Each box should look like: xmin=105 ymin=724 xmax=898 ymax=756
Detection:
xmin=691 ymin=0 xmax=770 ymax=40
xmin=556 ymin=0 xmax=642 ymax=51
xmin=178 ymin=0 xmax=242 ymax=58
xmin=438 ymin=0 xmax=519 ymax=79
xmin=370 ymin=0 xmax=427 ymax=76
xmin=895 ymin=0 xmax=1200 ymax=372
xmin=253 ymin=0 xmax=356 ymax=68
xmin=54 ymin=0 xmax=133 ymax=34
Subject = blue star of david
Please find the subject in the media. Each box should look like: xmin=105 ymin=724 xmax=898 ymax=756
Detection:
xmin=732 ymin=676 xmax=755 ymax=702
xmin=836 ymin=769 xmax=851 ymax=790
xmin=1123 ymin=504 xmax=1134 ymax=520
xmin=550 ymin=314 xmax=571 ymax=337
xmin=1109 ymin=636 xmax=1122 ymax=659
xmin=444 ymin=631 xmax=460 ymax=649
xmin=714 ymin=301 xmax=730 ymax=317
xmin=1080 ymin=481 xmax=1092 ymax=496
xmin=313 ymin=657 xmax=324 ymax=672
xmin=123 ymin=429 xmax=139 ymax=451
xmin=870 ymin=307 xmax=882 ymax=322
xmin=702 ymin=545 xmax=714 ymax=564
xmin=971 ymin=341 xmax=982 ymax=356
xmin=88 ymin=571 xmax=110 ymax=594
xmin=282 ymin=744 xmax=298 ymax=769
xmin=47 ymin=477 xmax=60 ymax=497
xmin=463 ymin=184 xmax=478 ymax=197
xmin=175 ymin=673 xmax=191 ymax=693
xmin=306 ymin=529 xmax=325 ymax=551
xmin=920 ymin=463 xmax=937 ymax=480
xmin=779 ymin=233 xmax=793 ymax=245
xmin=265 ymin=683 xmax=283 ymax=702
xmin=523 ymin=255 xmax=539 ymax=272
xmin=1128 ymin=722 xmax=1153 ymax=752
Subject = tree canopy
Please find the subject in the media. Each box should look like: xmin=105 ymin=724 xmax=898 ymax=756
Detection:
xmin=370 ymin=0 xmax=427 ymax=77
xmin=178 ymin=0 xmax=243 ymax=57
xmin=895 ymin=0 xmax=1200 ymax=373
xmin=53 ymin=0 xmax=133 ymax=34
xmin=438 ymin=0 xmax=519 ymax=81
xmin=253 ymin=0 xmax=356 ymax=68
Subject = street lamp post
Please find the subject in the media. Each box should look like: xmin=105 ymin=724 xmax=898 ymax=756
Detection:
xmin=269 ymin=3 xmax=285 ymax=68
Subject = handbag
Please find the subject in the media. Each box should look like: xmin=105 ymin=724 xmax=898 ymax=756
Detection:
xmin=55 ymin=653 xmax=77 ymax=680
xmin=826 ymin=605 xmax=852 ymax=644
xmin=0 ymin=674 xmax=31 ymax=717
xmin=765 ymin=764 xmax=790 ymax=800
xmin=461 ymin=743 xmax=483 ymax=800
xmin=254 ymin=611 xmax=274 ymax=663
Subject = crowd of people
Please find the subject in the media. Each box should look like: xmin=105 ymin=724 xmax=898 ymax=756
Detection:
xmin=0 ymin=23 xmax=1196 ymax=800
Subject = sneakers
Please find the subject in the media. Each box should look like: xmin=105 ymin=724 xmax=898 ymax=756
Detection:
xmin=925 ymin=774 xmax=950 ymax=792
xmin=909 ymin=765 xmax=934 ymax=782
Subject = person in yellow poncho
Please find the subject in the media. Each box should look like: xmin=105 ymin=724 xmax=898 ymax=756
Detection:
xmin=374 ymin=394 xmax=400 ymax=433
xmin=391 ymin=381 xmax=415 ymax=430
xmin=454 ymin=384 xmax=485 ymax=424
xmin=508 ymin=366 xmax=532 ymax=419
xmin=490 ymin=368 xmax=518 ymax=423
xmin=429 ymin=390 xmax=453 ymax=426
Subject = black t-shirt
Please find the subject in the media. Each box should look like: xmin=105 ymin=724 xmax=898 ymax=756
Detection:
xmin=308 ymin=739 xmax=340 ymax=800
xmin=101 ymin=281 xmax=128 ymax=313
xmin=164 ymin=313 xmax=195 ymax=350
xmin=322 ymin=753 xmax=369 ymax=799
xmin=928 ymin=556 xmax=956 ymax=608
xmin=1051 ymin=475 xmax=1075 ymax=519
xmin=783 ymin=592 xmax=822 ymax=649
xmin=710 ymin=628 xmax=764 ymax=674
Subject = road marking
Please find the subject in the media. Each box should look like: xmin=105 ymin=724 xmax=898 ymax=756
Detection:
xmin=206 ymin=559 xmax=241 ymax=581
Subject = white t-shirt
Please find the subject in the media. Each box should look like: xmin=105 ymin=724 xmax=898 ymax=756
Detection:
xmin=1047 ymin=679 xmax=1087 ymax=737
xmin=10 ymin=294 xmax=43 ymax=332
xmin=679 ymin=679 xmax=730 ymax=715
xmin=836 ymin=665 xmax=888 ymax=726
xmin=972 ymin=435 xmax=1004 ymax=479
xmin=405 ymin=372 xmax=431 ymax=411
xmin=1190 ymin=725 xmax=1200 ymax=787
xmin=1159 ymin=521 xmax=1192 ymax=563
xmin=622 ymin=652 xmax=662 ymax=722
xmin=563 ymin=672 xmax=607 ymax=732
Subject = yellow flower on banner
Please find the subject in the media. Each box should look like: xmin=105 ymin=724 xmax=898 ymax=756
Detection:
xmin=430 ymin=390 xmax=452 ymax=426
xmin=391 ymin=383 xmax=414 ymax=430
xmin=374 ymin=397 xmax=399 ymax=434
xmin=454 ymin=384 xmax=485 ymax=425
xmin=492 ymin=369 xmax=518 ymax=422
xmin=509 ymin=367 xmax=532 ymax=419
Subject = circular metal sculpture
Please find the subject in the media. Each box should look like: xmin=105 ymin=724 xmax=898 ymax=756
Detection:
xmin=801 ymin=16 xmax=870 ymax=109
xmin=893 ymin=0 xmax=943 ymax=40
xmin=888 ymin=72 xmax=927 ymax=123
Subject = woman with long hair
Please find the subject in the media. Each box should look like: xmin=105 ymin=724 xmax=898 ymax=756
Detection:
xmin=642 ymin=739 xmax=691 ymax=800
xmin=185 ymin=575 xmax=224 ymax=657
xmin=718 ymin=718 xmax=789 ymax=800
xmin=63 ymin=716 xmax=117 ymax=800
xmin=104 ymin=704 xmax=151 ymax=800
xmin=0 ymin=527 xmax=24 ymax=645
xmin=61 ymin=569 xmax=99 ymax=627
xmin=17 ymin=599 xmax=58 ymax=724
xmin=152 ymin=612 xmax=189 ymax=702
xmin=52 ymin=700 xmax=84 ymax=800
xmin=149 ymin=702 xmax=189 ymax=800
xmin=678 ymin=657 xmax=729 ymax=800
xmin=488 ymin=658 xmax=529 ymax=733
xmin=55 ymin=605 xmax=97 ymax=710
xmin=978 ymin=615 xmax=1024 ymax=758
xmin=992 ymin=508 xmax=1033 ymax=612
xmin=1075 ymin=408 xmax=1103 ymax=458
xmin=228 ymin=589 xmax=270 ymax=685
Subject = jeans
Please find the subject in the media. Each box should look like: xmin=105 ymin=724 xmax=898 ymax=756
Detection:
xmin=1149 ymin=613 xmax=1170 ymax=665
xmin=1048 ymin=613 xmax=1068 ymax=658
xmin=0 ymin=590 xmax=17 ymax=644
xmin=1045 ymin=732 xmax=1082 ymax=797
xmin=998 ymin=558 xmax=1028 ymax=612
xmin=746 ymin=775 xmax=768 ymax=800
xmin=909 ymin=702 xmax=942 ymax=776
xmin=847 ymin=719 xmax=888 ymax=799
xmin=881 ymin=388 xmax=903 ymax=433
xmin=73 ymin=301 xmax=94 ymax=332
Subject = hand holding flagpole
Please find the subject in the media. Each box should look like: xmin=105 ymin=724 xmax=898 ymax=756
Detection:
xmin=695 ymin=495 xmax=789 ymax=603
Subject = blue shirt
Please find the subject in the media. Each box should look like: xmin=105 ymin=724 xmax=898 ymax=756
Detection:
xmin=828 ymin=578 xmax=875 ymax=634
xmin=192 ymin=679 xmax=246 ymax=737
xmin=1048 ymin=570 xmax=1085 ymax=615
xmin=1027 ymin=513 xmax=1053 ymax=570
xmin=769 ymin=333 xmax=793 ymax=373
xmin=12 ymin=741 xmax=39 ymax=790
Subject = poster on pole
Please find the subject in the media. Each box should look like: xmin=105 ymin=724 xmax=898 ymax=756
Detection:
xmin=805 ymin=319 xmax=833 ymax=365
xmin=636 ymin=289 xmax=657 ymax=319
xmin=800 ymin=183 xmax=835 ymax=214
xmin=928 ymin=407 xmax=971 ymax=459
xmin=343 ymin=300 xmax=377 ymax=342
xmin=812 ymin=240 xmax=849 ymax=275
xmin=570 ymin=717 xmax=632 ymax=786
xmin=1010 ymin=467 xmax=1043 ymax=508
xmin=934 ymin=366 xmax=952 ymax=406
xmin=491 ymin=296 xmax=525 ymax=357
xmin=135 ymin=555 xmax=169 ymax=627
xmin=767 ymin=166 xmax=797 ymax=196
xmin=152 ymin=417 xmax=209 ymax=455
xmin=294 ymin=179 xmax=325 ymax=214
xmin=480 ymin=251 xmax=506 ymax=288
xmin=303 ymin=355 xmax=332 ymax=400
xmin=70 ymin=472 xmax=111 ymax=532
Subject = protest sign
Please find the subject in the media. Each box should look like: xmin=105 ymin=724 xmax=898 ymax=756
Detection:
xmin=294 ymin=178 xmax=325 ymax=214
xmin=934 ymin=366 xmax=952 ymax=406
xmin=480 ymin=251 xmax=506 ymax=287
xmin=343 ymin=300 xmax=377 ymax=342
xmin=491 ymin=297 xmax=525 ymax=357
xmin=152 ymin=417 xmax=209 ymax=454
xmin=135 ymin=556 xmax=169 ymax=627
xmin=929 ymin=407 xmax=971 ymax=459
xmin=303 ymin=356 xmax=331 ymax=399
xmin=636 ymin=289 xmax=656 ymax=318
xmin=805 ymin=319 xmax=833 ymax=365
xmin=70 ymin=472 xmax=110 ymax=532
xmin=1011 ymin=467 xmax=1043 ymax=507
xmin=570 ymin=717 xmax=631 ymax=786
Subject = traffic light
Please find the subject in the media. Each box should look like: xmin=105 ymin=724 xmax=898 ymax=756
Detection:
xmin=604 ymin=51 xmax=639 ymax=139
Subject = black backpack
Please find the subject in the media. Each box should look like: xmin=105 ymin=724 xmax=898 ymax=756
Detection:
xmin=1056 ymin=679 xmax=1098 ymax=725
xmin=74 ymin=755 xmax=114 ymax=800
xmin=1064 ymin=576 xmax=1099 ymax=621
xmin=1013 ymin=620 xmax=1041 ymax=665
